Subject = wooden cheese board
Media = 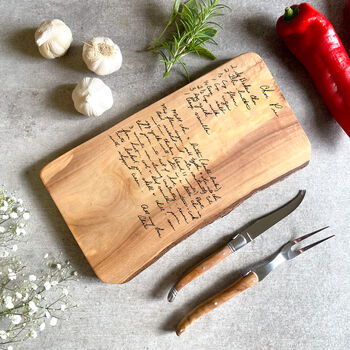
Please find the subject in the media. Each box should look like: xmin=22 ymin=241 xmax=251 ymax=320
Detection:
xmin=41 ymin=52 xmax=311 ymax=284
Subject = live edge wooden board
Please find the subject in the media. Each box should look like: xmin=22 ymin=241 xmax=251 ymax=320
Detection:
xmin=41 ymin=53 xmax=310 ymax=284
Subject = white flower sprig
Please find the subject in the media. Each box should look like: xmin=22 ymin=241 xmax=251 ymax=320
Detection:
xmin=0 ymin=187 xmax=78 ymax=349
xmin=0 ymin=188 xmax=29 ymax=256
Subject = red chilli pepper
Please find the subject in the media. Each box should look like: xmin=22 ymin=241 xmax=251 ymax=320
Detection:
xmin=276 ymin=3 xmax=350 ymax=136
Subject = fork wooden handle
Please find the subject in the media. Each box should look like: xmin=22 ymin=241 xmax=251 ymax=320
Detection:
xmin=176 ymin=271 xmax=259 ymax=336
xmin=168 ymin=245 xmax=232 ymax=302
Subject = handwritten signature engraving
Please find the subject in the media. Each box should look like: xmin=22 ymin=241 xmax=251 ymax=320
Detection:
xmin=108 ymin=62 xmax=283 ymax=238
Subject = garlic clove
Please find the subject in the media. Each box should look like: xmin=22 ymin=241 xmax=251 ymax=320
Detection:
xmin=72 ymin=77 xmax=113 ymax=117
xmin=35 ymin=19 xmax=73 ymax=59
xmin=82 ymin=37 xmax=122 ymax=75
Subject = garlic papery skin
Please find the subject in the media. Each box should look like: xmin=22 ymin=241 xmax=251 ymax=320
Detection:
xmin=82 ymin=37 xmax=122 ymax=75
xmin=72 ymin=77 xmax=113 ymax=117
xmin=35 ymin=19 xmax=73 ymax=59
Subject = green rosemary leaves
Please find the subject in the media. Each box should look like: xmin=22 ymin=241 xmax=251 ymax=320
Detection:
xmin=149 ymin=0 xmax=230 ymax=80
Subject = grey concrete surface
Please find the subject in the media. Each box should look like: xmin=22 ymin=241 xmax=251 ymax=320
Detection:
xmin=1 ymin=0 xmax=349 ymax=349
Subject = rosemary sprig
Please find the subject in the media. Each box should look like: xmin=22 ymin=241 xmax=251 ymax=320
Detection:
xmin=149 ymin=0 xmax=230 ymax=80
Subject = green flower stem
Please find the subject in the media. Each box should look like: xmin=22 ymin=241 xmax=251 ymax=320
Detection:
xmin=0 ymin=218 xmax=10 ymax=225
xmin=0 ymin=186 xmax=78 ymax=348
xmin=0 ymin=273 xmax=71 ymax=318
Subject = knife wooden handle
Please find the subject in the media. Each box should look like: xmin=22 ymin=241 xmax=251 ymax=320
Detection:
xmin=168 ymin=245 xmax=232 ymax=302
xmin=175 ymin=271 xmax=258 ymax=336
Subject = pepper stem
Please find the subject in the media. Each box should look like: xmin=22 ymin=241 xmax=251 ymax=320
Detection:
xmin=283 ymin=6 xmax=299 ymax=22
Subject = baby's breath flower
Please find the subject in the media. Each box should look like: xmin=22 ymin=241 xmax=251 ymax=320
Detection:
xmin=9 ymin=212 xmax=18 ymax=219
xmin=0 ymin=187 xmax=78 ymax=348
xmin=8 ymin=271 xmax=16 ymax=280
xmin=0 ymin=201 xmax=8 ymax=212
xmin=0 ymin=330 xmax=7 ymax=340
xmin=15 ymin=228 xmax=23 ymax=235
xmin=4 ymin=296 xmax=14 ymax=310
xmin=49 ymin=317 xmax=58 ymax=326
xmin=10 ymin=315 xmax=22 ymax=325
xmin=29 ymin=329 xmax=37 ymax=339
xmin=28 ymin=301 xmax=38 ymax=313
xmin=29 ymin=275 xmax=36 ymax=282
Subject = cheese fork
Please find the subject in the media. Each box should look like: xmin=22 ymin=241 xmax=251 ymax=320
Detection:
xmin=176 ymin=226 xmax=334 ymax=336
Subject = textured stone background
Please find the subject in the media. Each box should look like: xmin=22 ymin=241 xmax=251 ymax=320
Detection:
xmin=0 ymin=0 xmax=349 ymax=349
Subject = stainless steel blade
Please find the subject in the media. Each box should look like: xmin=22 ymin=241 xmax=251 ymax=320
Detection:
xmin=246 ymin=190 xmax=306 ymax=239
xmin=227 ymin=190 xmax=305 ymax=253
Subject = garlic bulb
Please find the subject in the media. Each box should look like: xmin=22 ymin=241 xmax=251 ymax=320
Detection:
xmin=35 ymin=19 xmax=73 ymax=59
xmin=72 ymin=77 xmax=113 ymax=117
xmin=82 ymin=37 xmax=122 ymax=75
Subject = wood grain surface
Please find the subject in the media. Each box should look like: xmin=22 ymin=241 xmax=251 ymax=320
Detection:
xmin=171 ymin=244 xmax=232 ymax=295
xmin=176 ymin=271 xmax=259 ymax=336
xmin=40 ymin=52 xmax=311 ymax=284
